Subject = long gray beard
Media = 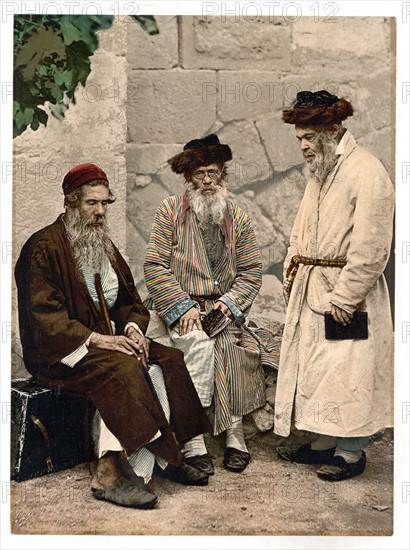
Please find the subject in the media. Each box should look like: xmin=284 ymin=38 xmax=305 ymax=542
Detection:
xmin=64 ymin=208 xmax=116 ymax=274
xmin=305 ymin=134 xmax=338 ymax=185
xmin=186 ymin=182 xmax=228 ymax=227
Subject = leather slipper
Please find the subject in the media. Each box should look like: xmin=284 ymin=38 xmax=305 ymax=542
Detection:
xmin=223 ymin=447 xmax=251 ymax=472
xmin=92 ymin=476 xmax=158 ymax=509
xmin=158 ymin=461 xmax=209 ymax=486
xmin=184 ymin=454 xmax=215 ymax=476
xmin=276 ymin=444 xmax=336 ymax=464
xmin=316 ymin=452 xmax=366 ymax=481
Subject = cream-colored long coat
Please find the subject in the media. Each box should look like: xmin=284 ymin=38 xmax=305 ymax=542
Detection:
xmin=274 ymin=131 xmax=394 ymax=438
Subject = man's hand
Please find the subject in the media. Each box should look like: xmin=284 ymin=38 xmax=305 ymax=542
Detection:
xmin=124 ymin=327 xmax=150 ymax=367
xmin=89 ymin=332 xmax=149 ymax=369
xmin=178 ymin=306 xmax=202 ymax=336
xmin=213 ymin=300 xmax=233 ymax=318
xmin=330 ymin=304 xmax=353 ymax=326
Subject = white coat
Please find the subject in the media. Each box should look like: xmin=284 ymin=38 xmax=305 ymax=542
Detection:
xmin=274 ymin=130 xmax=394 ymax=438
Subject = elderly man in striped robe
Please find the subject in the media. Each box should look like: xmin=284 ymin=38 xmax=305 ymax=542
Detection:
xmin=144 ymin=135 xmax=266 ymax=475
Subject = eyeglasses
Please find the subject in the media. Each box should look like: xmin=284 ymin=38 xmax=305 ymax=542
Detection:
xmin=192 ymin=169 xmax=222 ymax=181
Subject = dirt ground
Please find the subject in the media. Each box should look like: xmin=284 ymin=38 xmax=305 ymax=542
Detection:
xmin=10 ymin=429 xmax=393 ymax=537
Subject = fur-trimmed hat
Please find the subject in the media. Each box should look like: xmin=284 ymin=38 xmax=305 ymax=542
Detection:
xmin=282 ymin=90 xmax=354 ymax=126
xmin=168 ymin=134 xmax=232 ymax=175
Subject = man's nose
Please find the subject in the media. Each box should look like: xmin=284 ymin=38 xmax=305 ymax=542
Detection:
xmin=203 ymin=173 xmax=212 ymax=183
xmin=94 ymin=203 xmax=105 ymax=215
xmin=300 ymin=139 xmax=309 ymax=150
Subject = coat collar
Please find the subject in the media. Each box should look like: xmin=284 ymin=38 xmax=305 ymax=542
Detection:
xmin=318 ymin=129 xmax=358 ymax=203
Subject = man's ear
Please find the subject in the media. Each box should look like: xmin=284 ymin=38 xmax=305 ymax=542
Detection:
xmin=330 ymin=124 xmax=342 ymax=138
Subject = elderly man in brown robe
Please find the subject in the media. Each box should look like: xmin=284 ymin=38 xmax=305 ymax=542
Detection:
xmin=274 ymin=91 xmax=394 ymax=481
xmin=15 ymin=163 xmax=211 ymax=509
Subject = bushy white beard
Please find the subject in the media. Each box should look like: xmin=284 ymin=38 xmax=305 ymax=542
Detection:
xmin=186 ymin=182 xmax=228 ymax=227
xmin=64 ymin=207 xmax=116 ymax=274
xmin=304 ymin=133 xmax=338 ymax=185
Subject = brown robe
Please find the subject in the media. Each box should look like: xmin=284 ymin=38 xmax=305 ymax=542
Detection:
xmin=15 ymin=215 xmax=211 ymax=465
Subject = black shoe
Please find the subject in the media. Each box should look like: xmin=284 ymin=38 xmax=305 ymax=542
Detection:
xmin=184 ymin=454 xmax=215 ymax=476
xmin=316 ymin=452 xmax=367 ymax=481
xmin=92 ymin=476 xmax=158 ymax=509
xmin=159 ymin=461 xmax=209 ymax=486
xmin=276 ymin=444 xmax=336 ymax=464
xmin=223 ymin=447 xmax=251 ymax=473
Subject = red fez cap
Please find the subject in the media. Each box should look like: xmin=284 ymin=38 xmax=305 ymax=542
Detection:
xmin=62 ymin=163 xmax=108 ymax=196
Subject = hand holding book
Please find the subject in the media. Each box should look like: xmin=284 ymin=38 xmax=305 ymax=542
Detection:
xmin=201 ymin=307 xmax=232 ymax=338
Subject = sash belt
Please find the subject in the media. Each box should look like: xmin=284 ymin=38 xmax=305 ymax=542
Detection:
xmin=283 ymin=255 xmax=347 ymax=295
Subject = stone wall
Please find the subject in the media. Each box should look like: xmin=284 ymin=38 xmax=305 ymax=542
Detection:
xmin=126 ymin=16 xmax=395 ymax=322
xmin=11 ymin=15 xmax=395 ymax=376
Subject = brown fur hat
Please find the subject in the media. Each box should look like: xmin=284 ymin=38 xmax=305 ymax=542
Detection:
xmin=168 ymin=134 xmax=232 ymax=175
xmin=282 ymin=90 xmax=354 ymax=126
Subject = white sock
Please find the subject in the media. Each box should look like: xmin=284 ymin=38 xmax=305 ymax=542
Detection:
xmin=334 ymin=448 xmax=363 ymax=463
xmin=225 ymin=417 xmax=248 ymax=453
xmin=182 ymin=434 xmax=208 ymax=458
xmin=311 ymin=435 xmax=337 ymax=451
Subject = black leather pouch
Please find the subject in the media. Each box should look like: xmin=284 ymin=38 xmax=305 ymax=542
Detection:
xmin=324 ymin=311 xmax=368 ymax=340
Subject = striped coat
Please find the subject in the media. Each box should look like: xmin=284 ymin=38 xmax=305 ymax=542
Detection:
xmin=144 ymin=194 xmax=266 ymax=434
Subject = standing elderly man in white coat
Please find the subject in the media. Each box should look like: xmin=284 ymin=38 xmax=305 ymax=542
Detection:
xmin=274 ymin=90 xmax=394 ymax=481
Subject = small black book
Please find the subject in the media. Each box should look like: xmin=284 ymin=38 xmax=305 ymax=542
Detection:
xmin=324 ymin=311 xmax=368 ymax=340
xmin=201 ymin=308 xmax=231 ymax=338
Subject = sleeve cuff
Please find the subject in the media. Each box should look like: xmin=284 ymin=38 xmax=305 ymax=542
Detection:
xmin=60 ymin=336 xmax=92 ymax=368
xmin=218 ymin=296 xmax=245 ymax=324
xmin=329 ymin=300 xmax=355 ymax=315
xmin=125 ymin=322 xmax=143 ymax=336
xmin=162 ymin=298 xmax=198 ymax=327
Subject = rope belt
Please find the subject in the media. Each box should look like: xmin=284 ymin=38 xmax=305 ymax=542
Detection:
xmin=283 ymin=255 xmax=347 ymax=295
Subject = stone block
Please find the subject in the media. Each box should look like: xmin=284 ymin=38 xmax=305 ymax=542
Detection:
xmin=256 ymin=114 xmax=302 ymax=169
xmin=292 ymin=17 xmax=391 ymax=79
xmin=357 ymin=127 xmax=394 ymax=179
xmin=232 ymin=193 xmax=286 ymax=269
xmin=359 ymin=71 xmax=393 ymax=131
xmin=256 ymin=164 xmax=306 ymax=243
xmin=127 ymin=70 xmax=217 ymax=143
xmin=126 ymin=143 xmax=182 ymax=175
xmin=251 ymin=274 xmax=287 ymax=323
xmin=156 ymin=166 xmax=186 ymax=195
xmin=217 ymin=71 xmax=281 ymax=121
xmin=266 ymin=385 xmax=277 ymax=408
xmin=181 ymin=16 xmax=291 ymax=71
xmin=127 ymin=16 xmax=178 ymax=69
xmin=98 ymin=15 xmax=128 ymax=54
xmin=127 ymin=180 xmax=172 ymax=242
xmin=125 ymin=219 xmax=148 ymax=295
xmin=217 ymin=122 xmax=271 ymax=190
xmin=249 ymin=403 xmax=274 ymax=432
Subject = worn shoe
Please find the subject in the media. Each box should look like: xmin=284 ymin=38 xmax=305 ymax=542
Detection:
xmin=159 ymin=461 xmax=209 ymax=486
xmin=316 ymin=452 xmax=367 ymax=481
xmin=276 ymin=444 xmax=336 ymax=464
xmin=184 ymin=454 xmax=215 ymax=476
xmin=92 ymin=476 xmax=158 ymax=509
xmin=223 ymin=447 xmax=251 ymax=473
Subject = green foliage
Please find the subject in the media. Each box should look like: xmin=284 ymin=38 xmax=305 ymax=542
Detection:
xmin=13 ymin=15 xmax=159 ymax=138
xmin=130 ymin=15 xmax=159 ymax=35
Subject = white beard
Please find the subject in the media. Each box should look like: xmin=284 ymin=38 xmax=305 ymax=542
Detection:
xmin=304 ymin=134 xmax=338 ymax=185
xmin=64 ymin=207 xmax=116 ymax=274
xmin=186 ymin=182 xmax=228 ymax=227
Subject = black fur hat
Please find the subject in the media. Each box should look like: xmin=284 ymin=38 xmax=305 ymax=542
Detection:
xmin=282 ymin=90 xmax=354 ymax=126
xmin=168 ymin=134 xmax=232 ymax=175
